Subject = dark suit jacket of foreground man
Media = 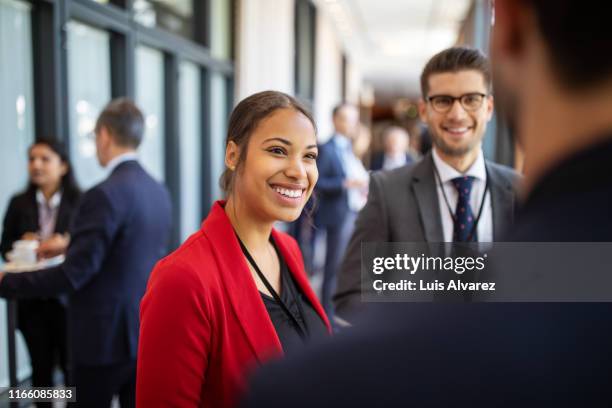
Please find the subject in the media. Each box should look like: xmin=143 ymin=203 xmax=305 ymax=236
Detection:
xmin=0 ymin=160 xmax=172 ymax=366
xmin=240 ymin=138 xmax=612 ymax=407
xmin=334 ymin=152 xmax=520 ymax=320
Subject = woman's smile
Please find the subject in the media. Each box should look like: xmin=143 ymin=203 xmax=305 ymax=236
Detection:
xmin=268 ymin=182 xmax=307 ymax=207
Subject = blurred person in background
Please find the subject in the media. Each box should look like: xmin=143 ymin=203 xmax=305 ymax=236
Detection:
xmin=314 ymin=103 xmax=369 ymax=321
xmin=137 ymin=91 xmax=330 ymax=408
xmin=242 ymin=0 xmax=612 ymax=406
xmin=353 ymin=123 xmax=373 ymax=166
xmin=0 ymin=98 xmax=172 ymax=408
xmin=369 ymin=125 xmax=415 ymax=171
xmin=0 ymin=138 xmax=81 ymax=406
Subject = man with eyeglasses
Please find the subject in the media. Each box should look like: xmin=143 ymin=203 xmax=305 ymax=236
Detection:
xmin=333 ymin=46 xmax=520 ymax=322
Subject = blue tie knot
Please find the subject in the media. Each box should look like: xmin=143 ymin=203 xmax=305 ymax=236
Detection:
xmin=451 ymin=176 xmax=475 ymax=198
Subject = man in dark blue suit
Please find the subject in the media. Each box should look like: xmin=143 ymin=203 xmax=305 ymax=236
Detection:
xmin=242 ymin=0 xmax=612 ymax=406
xmin=315 ymin=103 xmax=368 ymax=318
xmin=0 ymin=98 xmax=172 ymax=407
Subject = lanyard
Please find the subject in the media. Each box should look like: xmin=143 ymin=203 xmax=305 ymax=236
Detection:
xmin=432 ymin=161 xmax=490 ymax=242
xmin=236 ymin=235 xmax=308 ymax=340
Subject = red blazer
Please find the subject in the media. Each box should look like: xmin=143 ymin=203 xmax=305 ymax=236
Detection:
xmin=137 ymin=201 xmax=331 ymax=407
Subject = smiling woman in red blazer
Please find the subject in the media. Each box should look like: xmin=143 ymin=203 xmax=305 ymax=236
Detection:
xmin=137 ymin=91 xmax=331 ymax=407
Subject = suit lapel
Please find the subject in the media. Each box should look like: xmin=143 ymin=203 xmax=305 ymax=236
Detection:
xmin=55 ymin=197 xmax=73 ymax=233
xmin=328 ymin=139 xmax=346 ymax=178
xmin=29 ymin=192 xmax=39 ymax=231
xmin=202 ymin=203 xmax=283 ymax=362
xmin=271 ymin=230 xmax=332 ymax=333
xmin=487 ymin=163 xmax=515 ymax=240
xmin=411 ymin=154 xmax=444 ymax=242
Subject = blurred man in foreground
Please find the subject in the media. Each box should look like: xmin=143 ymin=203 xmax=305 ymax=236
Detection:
xmin=242 ymin=0 xmax=612 ymax=406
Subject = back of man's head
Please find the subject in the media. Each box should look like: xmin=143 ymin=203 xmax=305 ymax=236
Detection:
xmin=95 ymin=98 xmax=145 ymax=149
xmin=492 ymin=0 xmax=612 ymax=190
xmin=527 ymin=0 xmax=612 ymax=90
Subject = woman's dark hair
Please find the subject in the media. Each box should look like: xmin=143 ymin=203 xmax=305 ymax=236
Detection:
xmin=220 ymin=90 xmax=317 ymax=196
xmin=27 ymin=138 xmax=81 ymax=202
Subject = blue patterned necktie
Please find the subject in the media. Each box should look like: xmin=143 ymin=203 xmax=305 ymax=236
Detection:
xmin=451 ymin=176 xmax=477 ymax=242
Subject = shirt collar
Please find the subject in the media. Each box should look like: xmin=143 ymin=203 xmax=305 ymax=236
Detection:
xmin=36 ymin=189 xmax=62 ymax=209
xmin=432 ymin=147 xmax=486 ymax=184
xmin=333 ymin=133 xmax=351 ymax=150
xmin=105 ymin=151 xmax=138 ymax=173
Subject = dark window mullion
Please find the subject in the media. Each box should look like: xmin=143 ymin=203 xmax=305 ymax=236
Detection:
xmin=110 ymin=31 xmax=135 ymax=98
xmin=163 ymin=54 xmax=181 ymax=249
xmin=32 ymin=0 xmax=64 ymax=139
xmin=193 ymin=0 xmax=210 ymax=48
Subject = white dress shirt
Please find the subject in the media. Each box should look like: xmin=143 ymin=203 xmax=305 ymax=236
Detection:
xmin=105 ymin=151 xmax=139 ymax=173
xmin=36 ymin=189 xmax=62 ymax=240
xmin=333 ymin=134 xmax=369 ymax=212
xmin=382 ymin=153 xmax=408 ymax=171
xmin=432 ymin=148 xmax=493 ymax=242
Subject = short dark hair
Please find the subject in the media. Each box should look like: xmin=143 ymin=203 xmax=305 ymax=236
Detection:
xmin=95 ymin=98 xmax=145 ymax=148
xmin=420 ymin=47 xmax=491 ymax=98
xmin=528 ymin=0 xmax=612 ymax=89
xmin=220 ymin=90 xmax=317 ymax=195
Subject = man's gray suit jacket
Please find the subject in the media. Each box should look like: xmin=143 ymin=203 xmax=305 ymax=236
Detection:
xmin=333 ymin=152 xmax=521 ymax=320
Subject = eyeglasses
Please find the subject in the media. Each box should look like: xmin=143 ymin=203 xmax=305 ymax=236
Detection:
xmin=427 ymin=93 xmax=487 ymax=113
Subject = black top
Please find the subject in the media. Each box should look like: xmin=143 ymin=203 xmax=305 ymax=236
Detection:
xmin=260 ymin=239 xmax=328 ymax=355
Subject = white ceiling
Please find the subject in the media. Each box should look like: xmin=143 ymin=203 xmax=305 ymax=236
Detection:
xmin=316 ymin=0 xmax=472 ymax=100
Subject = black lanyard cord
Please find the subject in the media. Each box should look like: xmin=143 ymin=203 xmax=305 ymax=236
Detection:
xmin=432 ymin=160 xmax=490 ymax=242
xmin=236 ymin=234 xmax=308 ymax=340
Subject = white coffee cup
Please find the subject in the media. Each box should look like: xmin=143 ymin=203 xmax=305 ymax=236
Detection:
xmin=9 ymin=240 xmax=39 ymax=264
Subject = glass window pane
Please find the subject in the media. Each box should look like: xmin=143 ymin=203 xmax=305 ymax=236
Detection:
xmin=136 ymin=45 xmax=165 ymax=182
xmin=0 ymin=0 xmax=35 ymax=385
xmin=134 ymin=0 xmax=194 ymax=41
xmin=209 ymin=73 xmax=229 ymax=203
xmin=178 ymin=61 xmax=201 ymax=241
xmin=66 ymin=21 xmax=111 ymax=189
xmin=211 ymin=0 xmax=231 ymax=59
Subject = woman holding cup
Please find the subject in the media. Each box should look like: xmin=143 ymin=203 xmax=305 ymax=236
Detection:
xmin=0 ymin=138 xmax=81 ymax=402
